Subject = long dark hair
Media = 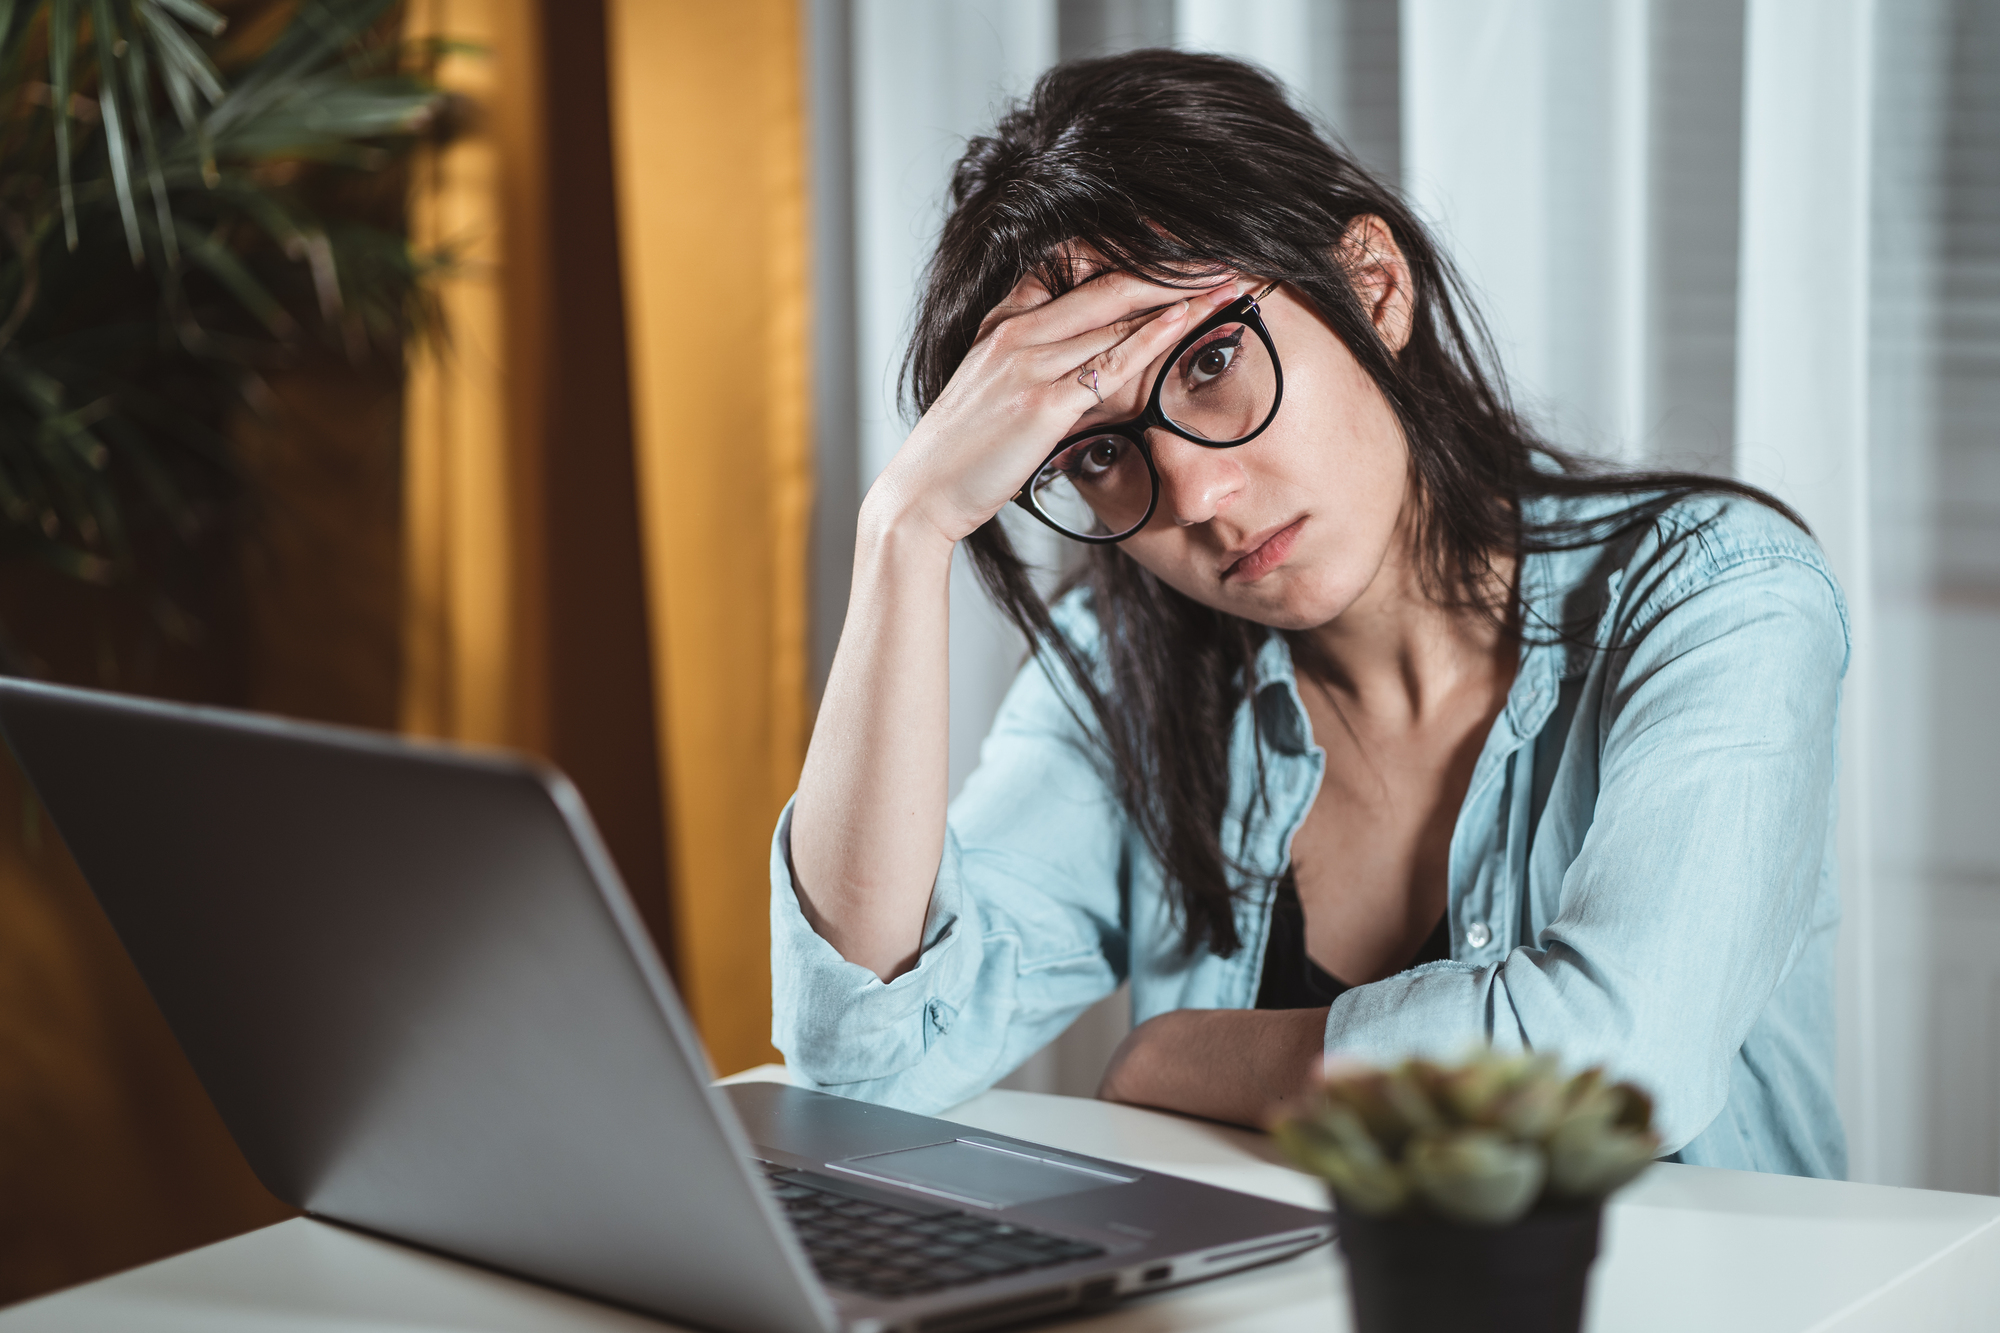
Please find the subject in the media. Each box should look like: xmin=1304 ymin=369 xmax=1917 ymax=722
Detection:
xmin=904 ymin=50 xmax=1801 ymax=959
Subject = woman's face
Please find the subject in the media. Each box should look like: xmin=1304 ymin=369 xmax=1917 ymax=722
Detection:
xmin=1058 ymin=241 xmax=1416 ymax=632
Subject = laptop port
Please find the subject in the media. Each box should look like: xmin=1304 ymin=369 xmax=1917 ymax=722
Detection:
xmin=1079 ymin=1278 xmax=1117 ymax=1305
xmin=1142 ymin=1265 xmax=1171 ymax=1284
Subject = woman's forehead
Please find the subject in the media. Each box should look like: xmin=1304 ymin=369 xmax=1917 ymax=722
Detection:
xmin=1031 ymin=239 xmax=1241 ymax=295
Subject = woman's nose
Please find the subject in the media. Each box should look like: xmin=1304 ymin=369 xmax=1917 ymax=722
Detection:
xmin=1148 ymin=432 xmax=1244 ymax=527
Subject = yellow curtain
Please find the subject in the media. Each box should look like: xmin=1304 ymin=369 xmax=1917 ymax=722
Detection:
xmin=605 ymin=0 xmax=811 ymax=1074
xmin=404 ymin=0 xmax=811 ymax=1074
xmin=401 ymin=0 xmax=549 ymax=751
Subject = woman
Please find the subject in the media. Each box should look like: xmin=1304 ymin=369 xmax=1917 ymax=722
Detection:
xmin=773 ymin=50 xmax=1846 ymax=1178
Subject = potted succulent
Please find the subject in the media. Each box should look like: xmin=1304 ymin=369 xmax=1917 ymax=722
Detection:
xmin=1272 ymin=1052 xmax=1660 ymax=1333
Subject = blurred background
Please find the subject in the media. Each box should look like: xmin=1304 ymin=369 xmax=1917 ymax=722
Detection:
xmin=0 ymin=0 xmax=1994 ymax=1307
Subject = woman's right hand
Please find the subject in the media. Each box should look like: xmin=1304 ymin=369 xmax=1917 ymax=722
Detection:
xmin=865 ymin=269 xmax=1245 ymax=546
xmin=791 ymin=267 xmax=1239 ymax=982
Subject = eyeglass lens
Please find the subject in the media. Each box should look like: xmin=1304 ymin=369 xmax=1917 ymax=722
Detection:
xmin=1027 ymin=313 xmax=1277 ymax=541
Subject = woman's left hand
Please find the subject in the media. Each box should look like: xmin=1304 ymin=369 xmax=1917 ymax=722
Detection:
xmin=1097 ymin=1007 xmax=1331 ymax=1127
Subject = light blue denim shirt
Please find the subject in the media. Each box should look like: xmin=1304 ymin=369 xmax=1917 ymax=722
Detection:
xmin=771 ymin=492 xmax=1849 ymax=1179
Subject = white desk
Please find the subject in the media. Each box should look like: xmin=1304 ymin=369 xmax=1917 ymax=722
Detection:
xmin=4 ymin=1079 xmax=1997 ymax=1332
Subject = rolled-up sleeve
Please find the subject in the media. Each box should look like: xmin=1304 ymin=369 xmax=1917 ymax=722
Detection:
xmin=1321 ymin=548 xmax=1848 ymax=1155
xmin=770 ymin=623 xmax=1130 ymax=1113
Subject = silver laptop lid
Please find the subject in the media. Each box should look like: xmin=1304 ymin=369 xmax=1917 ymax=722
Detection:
xmin=0 ymin=677 xmax=835 ymax=1333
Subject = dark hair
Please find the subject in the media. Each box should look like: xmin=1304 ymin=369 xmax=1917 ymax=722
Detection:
xmin=904 ymin=50 xmax=1802 ymax=959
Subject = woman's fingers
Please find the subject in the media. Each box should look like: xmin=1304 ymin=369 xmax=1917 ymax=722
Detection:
xmin=1037 ymin=297 xmax=1189 ymax=391
xmin=1031 ymin=270 xmax=1226 ymax=345
xmin=1039 ymin=278 xmax=1243 ymax=405
xmin=975 ymin=268 xmax=1058 ymax=342
xmin=987 ymin=266 xmax=1230 ymax=351
xmin=1044 ymin=301 xmax=1190 ymax=415
xmin=880 ymin=264 xmax=1245 ymax=543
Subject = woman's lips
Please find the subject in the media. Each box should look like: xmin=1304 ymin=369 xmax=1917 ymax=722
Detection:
xmin=1222 ymin=517 xmax=1306 ymax=583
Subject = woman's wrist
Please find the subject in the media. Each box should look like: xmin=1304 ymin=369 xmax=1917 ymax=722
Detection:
xmin=855 ymin=473 xmax=967 ymax=564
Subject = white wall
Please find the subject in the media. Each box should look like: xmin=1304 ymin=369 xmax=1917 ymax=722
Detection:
xmin=1401 ymin=0 xmax=1745 ymax=471
xmin=1175 ymin=0 xmax=1402 ymax=182
xmin=851 ymin=0 xmax=1058 ymax=801
xmin=1731 ymin=0 xmax=1879 ymax=1180
xmin=1864 ymin=0 xmax=2000 ymax=1194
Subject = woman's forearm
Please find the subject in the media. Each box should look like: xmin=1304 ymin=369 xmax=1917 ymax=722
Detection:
xmin=1098 ymin=1007 xmax=1330 ymax=1127
xmin=788 ymin=272 xmax=1225 ymax=984
xmin=788 ymin=498 xmax=957 ymax=981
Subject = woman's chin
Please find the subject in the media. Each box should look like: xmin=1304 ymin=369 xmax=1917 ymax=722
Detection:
xmin=1225 ymin=569 xmax=1368 ymax=632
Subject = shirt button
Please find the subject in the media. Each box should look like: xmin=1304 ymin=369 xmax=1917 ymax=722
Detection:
xmin=1465 ymin=921 xmax=1492 ymax=949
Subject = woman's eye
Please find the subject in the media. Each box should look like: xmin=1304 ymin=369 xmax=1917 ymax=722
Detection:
xmin=1182 ymin=332 xmax=1244 ymax=388
xmin=1057 ymin=436 xmax=1127 ymax=482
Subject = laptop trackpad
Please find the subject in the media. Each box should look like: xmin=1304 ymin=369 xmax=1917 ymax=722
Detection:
xmin=828 ymin=1136 xmax=1140 ymax=1210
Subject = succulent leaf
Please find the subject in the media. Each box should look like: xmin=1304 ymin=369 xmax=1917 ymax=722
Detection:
xmin=1405 ymin=1130 xmax=1546 ymax=1226
xmin=1560 ymin=1067 xmax=1607 ymax=1114
xmin=1318 ymin=1147 xmax=1409 ymax=1216
xmin=1437 ymin=1051 xmax=1564 ymax=1130
xmin=1545 ymin=1076 xmax=1660 ymax=1195
xmin=1277 ymin=1052 xmax=1657 ymax=1223
xmin=1382 ymin=1062 xmax=1447 ymax=1134
xmin=1326 ymin=1071 xmax=1412 ymax=1153
xmin=1550 ymin=1070 xmax=1624 ymax=1137
xmin=1611 ymin=1081 xmax=1655 ymax=1131
xmin=1437 ymin=1051 xmax=1513 ymax=1123
xmin=1272 ymin=1112 xmax=1408 ymax=1216
xmin=1547 ymin=1121 xmax=1659 ymax=1197
xmin=1494 ymin=1075 xmax=1570 ymax=1139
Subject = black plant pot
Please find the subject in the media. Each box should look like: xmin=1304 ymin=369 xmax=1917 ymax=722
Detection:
xmin=1334 ymin=1199 xmax=1603 ymax=1333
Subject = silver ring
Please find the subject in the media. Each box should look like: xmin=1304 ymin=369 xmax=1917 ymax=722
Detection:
xmin=1077 ymin=368 xmax=1103 ymax=403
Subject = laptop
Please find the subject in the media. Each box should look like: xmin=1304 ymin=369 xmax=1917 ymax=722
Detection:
xmin=0 ymin=677 xmax=1330 ymax=1333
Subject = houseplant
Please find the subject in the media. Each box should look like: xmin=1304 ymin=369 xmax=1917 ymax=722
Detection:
xmin=1272 ymin=1051 xmax=1660 ymax=1333
xmin=0 ymin=0 xmax=440 ymax=680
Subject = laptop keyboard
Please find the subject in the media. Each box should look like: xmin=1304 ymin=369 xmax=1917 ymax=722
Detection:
xmin=758 ymin=1161 xmax=1107 ymax=1299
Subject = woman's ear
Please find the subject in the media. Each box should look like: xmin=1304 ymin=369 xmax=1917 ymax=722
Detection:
xmin=1337 ymin=215 xmax=1415 ymax=353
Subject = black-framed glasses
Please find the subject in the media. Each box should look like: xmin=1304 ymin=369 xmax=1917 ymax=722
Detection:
xmin=1013 ymin=281 xmax=1285 ymax=544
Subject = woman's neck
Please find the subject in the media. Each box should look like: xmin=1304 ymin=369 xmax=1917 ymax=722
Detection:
xmin=1295 ymin=534 xmax=1517 ymax=728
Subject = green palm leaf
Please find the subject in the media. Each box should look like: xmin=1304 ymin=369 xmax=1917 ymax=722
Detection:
xmin=0 ymin=0 xmax=445 ymax=611
xmin=117 ymin=0 xmax=183 ymax=265
xmin=149 ymin=0 xmax=221 ymax=35
xmin=48 ymin=0 xmax=80 ymax=250
xmin=87 ymin=0 xmax=146 ymax=263
xmin=172 ymin=214 xmax=293 ymax=337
